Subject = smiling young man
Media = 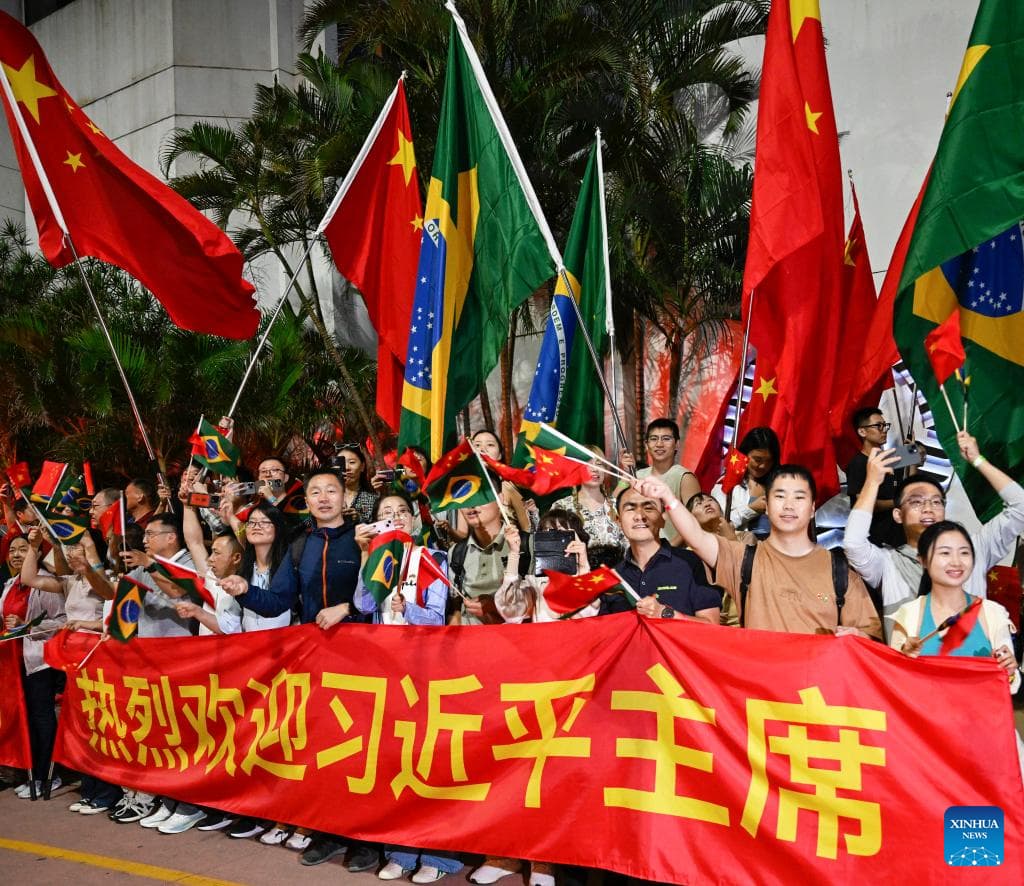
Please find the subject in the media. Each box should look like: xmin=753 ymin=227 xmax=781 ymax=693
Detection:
xmin=844 ymin=430 xmax=1024 ymax=639
xmin=845 ymin=408 xmax=904 ymax=546
xmin=642 ymin=467 xmax=881 ymax=638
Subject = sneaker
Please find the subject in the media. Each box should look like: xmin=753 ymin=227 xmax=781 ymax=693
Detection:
xmin=285 ymin=832 xmax=312 ymax=851
xmin=197 ymin=813 xmax=236 ymax=832
xmin=529 ymin=863 xmax=555 ymax=886
xmin=158 ymin=810 xmax=207 ymax=834
xmin=139 ymin=802 xmax=175 ymax=828
xmin=300 ymin=839 xmax=348 ymax=866
xmin=228 ymin=818 xmax=267 ymax=839
xmin=470 ymin=861 xmax=523 ymax=885
xmin=79 ymin=800 xmax=113 ymax=815
xmin=379 ymin=861 xmax=409 ymax=880
xmin=111 ymin=799 xmax=153 ymax=824
xmin=347 ymin=846 xmax=380 ymax=873
xmin=260 ymin=827 xmax=290 ymax=845
xmin=413 ymin=867 xmax=449 ymax=884
xmin=68 ymin=799 xmax=87 ymax=812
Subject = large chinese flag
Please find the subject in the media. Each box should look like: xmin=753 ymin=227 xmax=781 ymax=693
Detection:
xmin=0 ymin=12 xmax=258 ymax=340
xmin=741 ymin=0 xmax=845 ymax=501
xmin=830 ymin=183 xmax=891 ymax=466
xmin=320 ymin=78 xmax=423 ymax=430
xmin=0 ymin=641 xmax=32 ymax=768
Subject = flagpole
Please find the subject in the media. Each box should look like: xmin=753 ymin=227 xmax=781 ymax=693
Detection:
xmin=595 ymin=128 xmax=620 ymax=460
xmin=0 ymin=62 xmax=162 ymax=474
xmin=446 ymin=3 xmax=629 ymax=459
xmin=726 ymin=290 xmax=756 ymax=522
xmin=468 ymin=439 xmax=513 ymax=529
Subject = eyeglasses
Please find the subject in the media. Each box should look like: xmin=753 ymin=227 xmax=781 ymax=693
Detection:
xmin=142 ymin=529 xmax=173 ymax=539
xmin=246 ymin=519 xmax=274 ymax=528
xmin=903 ymin=496 xmax=944 ymax=510
xmin=258 ymin=468 xmax=286 ymax=478
xmin=379 ymin=508 xmax=413 ymax=519
xmin=646 ymin=435 xmax=675 ymax=444
xmin=859 ymin=422 xmax=891 ymax=432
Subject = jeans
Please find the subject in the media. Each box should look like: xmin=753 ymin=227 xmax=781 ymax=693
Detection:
xmin=387 ymin=848 xmax=464 ymax=874
xmin=80 ymin=774 xmax=122 ymax=807
xmin=22 ymin=667 xmax=64 ymax=779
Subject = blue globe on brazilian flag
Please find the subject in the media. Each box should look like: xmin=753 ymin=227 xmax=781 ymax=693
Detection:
xmin=424 ymin=439 xmax=495 ymax=511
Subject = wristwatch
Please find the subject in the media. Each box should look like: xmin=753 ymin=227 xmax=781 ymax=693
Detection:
xmin=661 ymin=606 xmax=675 ymax=619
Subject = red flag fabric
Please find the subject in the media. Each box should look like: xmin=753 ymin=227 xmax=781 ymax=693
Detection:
xmin=321 ymin=79 xmax=422 ymax=430
xmin=830 ymin=183 xmax=890 ymax=466
xmin=484 ymin=448 xmax=591 ymax=497
xmin=924 ymin=310 xmax=966 ymax=385
xmin=741 ymin=2 xmax=845 ymax=502
xmin=30 ymin=460 xmax=66 ymax=501
xmin=939 ymin=597 xmax=983 ymax=656
xmin=543 ymin=566 xmax=622 ymax=614
xmin=398 ymin=448 xmax=427 ymax=493
xmin=82 ymin=459 xmax=95 ymax=496
xmin=0 ymin=641 xmax=32 ymax=768
xmin=152 ymin=555 xmax=214 ymax=608
xmin=720 ymin=449 xmax=749 ymax=495
xmin=0 ymin=13 xmax=258 ymax=339
xmin=4 ymin=461 xmax=31 ymax=490
xmin=987 ymin=566 xmax=1021 ymax=631
xmin=415 ymin=547 xmax=451 ymax=607
xmin=97 ymin=493 xmax=125 ymax=537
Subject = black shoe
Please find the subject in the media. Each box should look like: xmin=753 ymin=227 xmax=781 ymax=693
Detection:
xmin=346 ymin=846 xmax=380 ymax=873
xmin=227 ymin=817 xmax=267 ymax=839
xmin=197 ymin=812 xmax=236 ymax=832
xmin=300 ymin=839 xmax=348 ymax=867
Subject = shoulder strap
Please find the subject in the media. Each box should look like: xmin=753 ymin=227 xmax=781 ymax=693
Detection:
xmin=449 ymin=539 xmax=469 ymax=591
xmin=738 ymin=543 xmax=757 ymax=628
xmin=829 ymin=546 xmax=849 ymax=616
xmin=289 ymin=532 xmax=310 ymax=585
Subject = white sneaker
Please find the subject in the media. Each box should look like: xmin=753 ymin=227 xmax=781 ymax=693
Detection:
xmin=413 ymin=866 xmax=449 ymax=883
xmin=157 ymin=810 xmax=207 ymax=834
xmin=260 ymin=827 xmax=289 ymax=845
xmin=15 ymin=777 xmax=60 ymax=799
xmin=285 ymin=832 xmax=311 ymax=851
xmin=139 ymin=803 xmax=175 ymax=828
xmin=469 ymin=865 xmax=521 ymax=885
xmin=68 ymin=799 xmax=86 ymax=812
xmin=379 ymin=861 xmax=408 ymax=880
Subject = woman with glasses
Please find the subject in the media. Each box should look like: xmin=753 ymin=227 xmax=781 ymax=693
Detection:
xmin=549 ymin=445 xmax=625 ymax=552
xmin=336 ymin=444 xmax=378 ymax=524
xmin=711 ymin=426 xmax=780 ymax=538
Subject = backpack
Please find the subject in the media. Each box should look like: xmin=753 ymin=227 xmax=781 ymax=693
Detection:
xmin=738 ymin=543 xmax=849 ymax=628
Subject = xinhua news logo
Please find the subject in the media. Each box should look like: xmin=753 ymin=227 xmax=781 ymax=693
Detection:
xmin=945 ymin=806 xmax=1004 ymax=866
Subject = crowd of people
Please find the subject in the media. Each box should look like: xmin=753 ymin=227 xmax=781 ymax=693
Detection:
xmin=1 ymin=409 xmax=1022 ymax=881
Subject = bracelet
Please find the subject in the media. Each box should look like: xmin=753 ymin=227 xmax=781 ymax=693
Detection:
xmin=89 ymin=562 xmax=104 ymax=572
xmin=665 ymin=498 xmax=680 ymax=512
xmin=972 ymin=454 xmax=987 ymax=468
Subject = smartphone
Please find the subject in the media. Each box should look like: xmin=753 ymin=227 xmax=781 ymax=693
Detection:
xmin=889 ymin=441 xmax=924 ymax=470
xmin=367 ymin=519 xmax=394 ymax=534
xmin=266 ymin=478 xmax=284 ymax=492
xmin=376 ymin=469 xmax=397 ymax=482
xmin=188 ymin=492 xmax=222 ymax=509
xmin=533 ymin=530 xmax=577 ymax=576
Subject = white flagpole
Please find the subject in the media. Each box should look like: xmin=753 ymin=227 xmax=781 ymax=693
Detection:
xmin=227 ymin=73 xmax=407 ymax=417
xmin=595 ymin=128 xmax=620 ymax=459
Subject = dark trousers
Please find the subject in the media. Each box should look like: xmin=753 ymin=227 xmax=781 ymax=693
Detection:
xmin=22 ymin=667 xmax=65 ymax=780
xmin=81 ymin=774 xmax=122 ymax=807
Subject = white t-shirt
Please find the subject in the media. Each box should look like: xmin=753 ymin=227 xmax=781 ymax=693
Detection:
xmin=241 ymin=567 xmax=291 ymax=632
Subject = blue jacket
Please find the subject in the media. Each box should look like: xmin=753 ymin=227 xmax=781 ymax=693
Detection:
xmin=239 ymin=524 xmax=361 ymax=624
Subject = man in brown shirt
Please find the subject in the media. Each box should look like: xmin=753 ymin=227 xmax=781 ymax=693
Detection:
xmin=638 ymin=466 xmax=881 ymax=639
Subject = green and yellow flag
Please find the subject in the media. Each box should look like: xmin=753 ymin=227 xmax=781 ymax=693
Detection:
xmin=894 ymin=0 xmax=1024 ymax=518
xmin=424 ymin=439 xmax=496 ymax=512
xmin=108 ymin=577 xmax=147 ymax=642
xmin=361 ymin=529 xmax=412 ymax=605
xmin=189 ymin=417 xmax=240 ymax=478
xmin=397 ymin=11 xmax=553 ymax=461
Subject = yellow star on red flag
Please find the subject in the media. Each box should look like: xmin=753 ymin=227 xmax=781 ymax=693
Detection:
xmin=754 ymin=377 xmax=778 ymax=402
xmin=63 ymin=150 xmax=85 ymax=172
xmin=387 ymin=131 xmax=417 ymax=186
xmin=2 ymin=54 xmax=58 ymax=124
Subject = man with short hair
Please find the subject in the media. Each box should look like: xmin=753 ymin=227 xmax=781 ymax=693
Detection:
xmin=256 ymin=457 xmax=290 ymax=506
xmin=619 ymin=418 xmax=701 ymax=545
xmin=845 ymin=407 xmax=902 ymax=546
xmin=607 ymin=486 xmax=720 ymax=623
xmin=643 ymin=467 xmax=881 ymax=638
xmin=124 ymin=478 xmax=156 ymax=528
xmin=844 ymin=430 xmax=1024 ymax=638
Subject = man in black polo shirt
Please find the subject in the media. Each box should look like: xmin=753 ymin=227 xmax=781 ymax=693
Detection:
xmin=602 ymin=485 xmax=720 ymax=623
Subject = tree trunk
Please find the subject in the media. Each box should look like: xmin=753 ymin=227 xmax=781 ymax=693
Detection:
xmin=500 ymin=332 xmax=515 ymax=457
xmin=634 ymin=309 xmax=645 ymax=453
xmin=479 ymin=389 xmax=495 ymax=434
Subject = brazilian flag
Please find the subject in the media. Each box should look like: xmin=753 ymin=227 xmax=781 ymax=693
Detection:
xmin=191 ymin=418 xmax=240 ymax=478
xmin=361 ymin=529 xmax=412 ymax=605
xmin=42 ymin=509 xmax=88 ymax=543
xmin=109 ymin=577 xmax=146 ymax=642
xmin=396 ymin=12 xmax=553 ymax=461
xmin=424 ymin=439 xmax=495 ymax=511
xmin=513 ymin=422 xmax=596 ymax=468
xmin=894 ymin=0 xmax=1024 ymax=519
xmin=50 ymin=471 xmax=87 ymax=512
xmin=0 ymin=612 xmax=44 ymax=640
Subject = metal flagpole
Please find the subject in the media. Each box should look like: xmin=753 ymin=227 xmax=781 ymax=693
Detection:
xmin=726 ymin=290 xmax=756 ymax=522
xmin=594 ymin=128 xmax=621 ymax=461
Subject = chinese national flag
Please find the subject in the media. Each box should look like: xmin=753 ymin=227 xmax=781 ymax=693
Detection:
xmin=924 ymin=309 xmax=966 ymax=385
xmin=720 ymin=449 xmax=749 ymax=495
xmin=987 ymin=566 xmax=1021 ymax=631
xmin=484 ymin=447 xmax=591 ymax=497
xmin=415 ymin=547 xmax=451 ymax=607
xmin=741 ymin=0 xmax=845 ymax=502
xmin=830 ymin=184 xmax=893 ymax=466
xmin=320 ymin=78 xmax=422 ymax=430
xmin=543 ymin=566 xmax=622 ymax=615
xmin=0 ymin=13 xmax=258 ymax=339
xmin=0 ymin=642 xmax=32 ymax=768
xmin=939 ymin=597 xmax=982 ymax=656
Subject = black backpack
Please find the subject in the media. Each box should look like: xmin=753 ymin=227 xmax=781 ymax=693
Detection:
xmin=738 ymin=543 xmax=849 ymax=628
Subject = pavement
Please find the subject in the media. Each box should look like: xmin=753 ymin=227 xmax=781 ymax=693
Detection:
xmin=0 ymin=784 xmax=485 ymax=886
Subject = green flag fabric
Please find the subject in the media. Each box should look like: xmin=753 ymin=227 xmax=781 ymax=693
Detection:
xmin=893 ymin=0 xmax=1024 ymax=519
xmin=397 ymin=15 xmax=553 ymax=461
xmin=424 ymin=439 xmax=496 ymax=512
xmin=520 ymin=139 xmax=609 ymax=447
xmin=191 ymin=418 xmax=240 ymax=478
xmin=41 ymin=509 xmax=88 ymax=544
xmin=109 ymin=577 xmax=147 ymax=642
xmin=361 ymin=529 xmax=412 ymax=605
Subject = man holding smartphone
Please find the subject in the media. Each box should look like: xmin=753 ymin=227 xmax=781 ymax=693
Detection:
xmin=845 ymin=408 xmax=909 ymax=546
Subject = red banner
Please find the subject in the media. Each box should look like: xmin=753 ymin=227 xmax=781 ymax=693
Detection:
xmin=0 ymin=641 xmax=32 ymax=769
xmin=46 ymin=616 xmax=1023 ymax=884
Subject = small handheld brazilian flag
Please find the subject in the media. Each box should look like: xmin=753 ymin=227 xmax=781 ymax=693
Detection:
xmin=0 ymin=612 xmax=45 ymax=640
xmin=108 ymin=577 xmax=147 ymax=642
xmin=189 ymin=418 xmax=240 ymax=477
xmin=41 ymin=509 xmax=88 ymax=544
xmin=424 ymin=439 xmax=495 ymax=511
xmin=362 ymin=529 xmax=412 ymax=604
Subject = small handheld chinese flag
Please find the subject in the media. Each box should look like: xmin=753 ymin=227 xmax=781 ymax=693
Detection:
xmin=924 ymin=310 xmax=966 ymax=385
xmin=4 ymin=461 xmax=31 ymax=490
xmin=543 ymin=566 xmax=622 ymax=615
xmin=720 ymin=448 xmax=749 ymax=495
xmin=152 ymin=555 xmax=215 ymax=608
xmin=938 ymin=597 xmax=983 ymax=656
xmin=414 ymin=547 xmax=451 ymax=607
